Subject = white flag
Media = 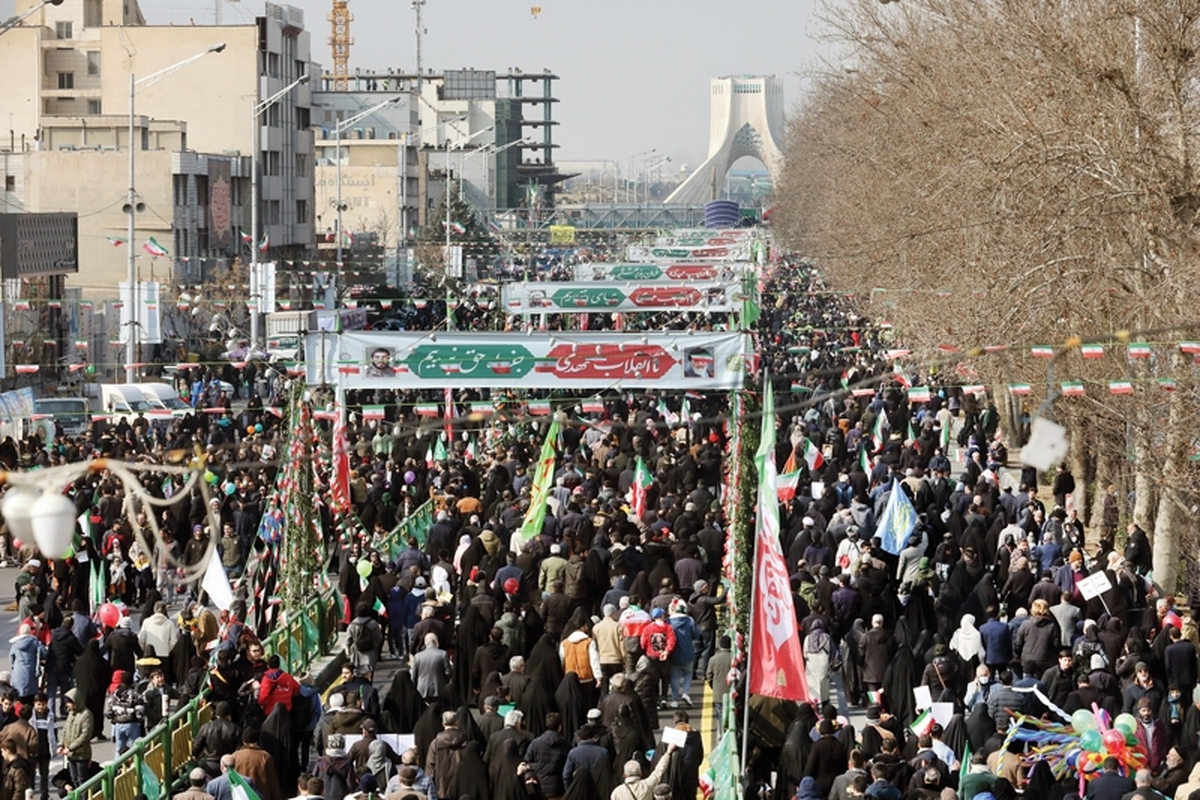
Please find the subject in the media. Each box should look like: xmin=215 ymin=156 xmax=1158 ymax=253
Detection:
xmin=201 ymin=550 xmax=234 ymax=611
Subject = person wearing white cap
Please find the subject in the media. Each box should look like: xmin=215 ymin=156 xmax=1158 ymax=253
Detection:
xmin=539 ymin=543 xmax=568 ymax=594
xmin=613 ymin=744 xmax=675 ymax=800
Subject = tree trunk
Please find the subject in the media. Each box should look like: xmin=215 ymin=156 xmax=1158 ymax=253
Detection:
xmin=1133 ymin=436 xmax=1156 ymax=535
xmin=1069 ymin=421 xmax=1090 ymax=526
xmin=1089 ymin=449 xmax=1113 ymax=549
xmin=1152 ymin=376 xmax=1190 ymax=595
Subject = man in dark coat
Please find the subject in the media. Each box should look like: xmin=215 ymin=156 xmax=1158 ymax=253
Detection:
xmin=858 ymin=614 xmax=893 ymax=692
xmin=804 ymin=719 xmax=848 ymax=796
xmin=524 ymin=711 xmax=569 ymax=798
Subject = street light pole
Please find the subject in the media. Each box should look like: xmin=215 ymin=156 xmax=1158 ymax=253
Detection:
xmin=444 ymin=126 xmax=493 ymax=327
xmin=126 ymin=43 xmax=225 ymax=377
xmin=329 ymin=97 xmax=402 ymax=313
xmin=249 ymin=73 xmax=309 ymax=350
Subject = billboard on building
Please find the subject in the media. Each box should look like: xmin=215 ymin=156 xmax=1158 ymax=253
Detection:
xmin=0 ymin=213 xmax=78 ymax=278
xmin=305 ymin=331 xmax=751 ymax=391
xmin=208 ymin=158 xmax=233 ymax=249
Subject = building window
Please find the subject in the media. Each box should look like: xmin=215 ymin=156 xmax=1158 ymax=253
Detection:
xmin=84 ymin=0 xmax=102 ymax=27
xmin=264 ymin=151 xmax=280 ymax=177
xmin=266 ymin=105 xmax=280 ymax=127
xmin=296 ymin=199 xmax=308 ymax=223
xmin=4 ymin=176 xmax=13 ymax=192
xmin=87 ymin=99 xmax=101 ymax=115
xmin=55 ymin=21 xmax=72 ymax=39
xmin=57 ymin=73 xmax=74 ymax=90
xmin=87 ymin=52 xmax=100 ymax=76
xmin=295 ymin=153 xmax=308 ymax=177
xmin=267 ymin=200 xmax=281 ymax=225
xmin=268 ymin=53 xmax=280 ymax=78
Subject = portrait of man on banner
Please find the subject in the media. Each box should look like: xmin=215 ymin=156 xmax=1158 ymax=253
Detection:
xmin=684 ymin=346 xmax=715 ymax=378
xmin=366 ymin=347 xmax=396 ymax=377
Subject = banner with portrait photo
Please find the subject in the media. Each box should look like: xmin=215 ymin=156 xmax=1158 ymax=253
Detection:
xmin=306 ymin=330 xmax=752 ymax=391
xmin=500 ymin=281 xmax=743 ymax=314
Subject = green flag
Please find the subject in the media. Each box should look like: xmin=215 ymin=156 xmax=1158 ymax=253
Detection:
xmin=90 ymin=559 xmax=105 ymax=614
xmin=960 ymin=740 xmax=971 ymax=787
xmin=519 ymin=417 xmax=561 ymax=540
xmin=139 ymin=758 xmax=161 ymax=797
xmin=228 ymin=768 xmax=262 ymax=800
xmin=433 ymin=436 xmax=447 ymax=462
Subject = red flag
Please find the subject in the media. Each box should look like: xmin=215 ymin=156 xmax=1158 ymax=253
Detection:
xmin=750 ymin=459 xmax=810 ymax=701
xmin=330 ymin=407 xmax=351 ymax=514
xmin=444 ymin=387 xmax=455 ymax=445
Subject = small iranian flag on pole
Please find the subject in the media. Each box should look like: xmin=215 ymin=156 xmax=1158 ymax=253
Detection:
xmin=258 ymin=234 xmax=269 ymax=253
xmin=629 ymin=456 xmax=653 ymax=519
xmin=802 ymin=439 xmax=825 ymax=471
xmin=1060 ymin=381 xmax=1085 ymax=397
xmin=143 ymin=237 xmax=169 ymax=257
xmin=1008 ymin=383 xmax=1032 ymax=395
xmin=106 ymin=236 xmax=126 ymax=247
xmin=228 ymin=769 xmax=262 ymax=800
xmin=1030 ymin=345 xmax=1054 ymax=358
xmin=449 ymin=221 xmax=466 ymax=234
xmin=1181 ymin=342 xmax=1200 ymax=354
xmin=240 ymin=229 xmax=253 ymax=244
xmin=778 ymin=449 xmax=801 ymax=502
xmin=425 ymin=444 xmax=434 ymax=468
xmin=910 ymin=709 xmax=935 ymax=737
xmin=859 ymin=445 xmax=871 ymax=476
xmin=372 ymin=597 xmax=387 ymax=618
xmin=1128 ymin=343 xmax=1152 ymax=358
xmin=1109 ymin=380 xmax=1134 ymax=395
xmin=963 ymin=385 xmax=987 ymax=397
xmin=1158 ymin=378 xmax=1177 ymax=391
xmin=362 ymin=405 xmax=386 ymax=421
xmin=1080 ymin=344 xmax=1104 ymax=358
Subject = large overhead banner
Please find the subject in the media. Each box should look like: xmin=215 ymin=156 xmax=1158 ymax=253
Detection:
xmin=627 ymin=243 xmax=753 ymax=262
xmin=653 ymin=229 xmax=755 ymax=247
xmin=573 ymin=262 xmax=748 ymax=282
xmin=306 ymin=331 xmax=751 ymax=390
xmin=500 ymin=281 xmax=743 ymax=314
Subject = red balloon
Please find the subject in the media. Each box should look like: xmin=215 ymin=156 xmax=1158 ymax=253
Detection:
xmin=98 ymin=602 xmax=122 ymax=629
xmin=1102 ymin=728 xmax=1127 ymax=755
xmin=10 ymin=539 xmax=21 ymax=550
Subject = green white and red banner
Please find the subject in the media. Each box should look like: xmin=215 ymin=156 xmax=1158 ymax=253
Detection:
xmin=500 ymin=281 xmax=743 ymax=313
xmin=628 ymin=243 xmax=752 ymax=261
xmin=573 ymin=262 xmax=748 ymax=282
xmin=308 ymin=331 xmax=752 ymax=391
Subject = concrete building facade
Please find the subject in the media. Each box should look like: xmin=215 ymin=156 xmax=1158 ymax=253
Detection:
xmin=0 ymin=0 xmax=315 ymax=296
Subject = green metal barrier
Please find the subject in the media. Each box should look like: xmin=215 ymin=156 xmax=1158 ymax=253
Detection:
xmin=68 ymin=497 xmax=436 ymax=800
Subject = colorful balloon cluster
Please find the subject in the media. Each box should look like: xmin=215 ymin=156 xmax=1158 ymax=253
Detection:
xmin=1002 ymin=706 xmax=1147 ymax=784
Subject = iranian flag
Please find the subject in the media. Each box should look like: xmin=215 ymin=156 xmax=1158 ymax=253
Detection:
xmin=859 ymin=446 xmax=872 ymax=477
xmin=1158 ymin=378 xmax=1177 ymax=391
xmin=1081 ymin=344 xmax=1104 ymax=359
xmin=1030 ymin=345 xmax=1054 ymax=358
xmin=1106 ymin=380 xmax=1133 ymax=395
xmin=629 ymin=455 xmax=654 ymax=519
xmin=143 ymin=237 xmax=169 ymax=257
xmin=1128 ymin=343 xmax=1151 ymax=358
xmin=372 ymin=597 xmax=387 ymax=618
xmin=1060 ymin=381 xmax=1085 ymax=397
xmin=425 ymin=443 xmax=434 ymax=468
xmin=362 ymin=405 xmax=386 ymax=421
xmin=228 ymin=768 xmax=261 ymax=800
xmin=802 ymin=439 xmax=824 ymax=471
xmin=582 ymin=399 xmax=604 ymax=415
xmin=1008 ymin=383 xmax=1032 ymax=395
xmin=528 ymin=400 xmax=552 ymax=416
xmin=106 ymin=236 xmax=126 ymax=247
xmin=330 ymin=407 xmax=351 ymax=513
xmin=415 ymin=404 xmax=439 ymax=416
xmin=910 ymin=709 xmax=935 ymax=737
xmin=852 ymin=388 xmax=875 ymax=398
xmin=908 ymin=386 xmax=931 ymax=403
xmin=14 ymin=365 xmax=38 ymax=374
xmin=470 ymin=402 xmax=495 ymax=417
xmin=657 ymin=399 xmax=679 ymax=426
xmin=872 ymin=413 xmax=887 ymax=453
xmin=449 ymin=221 xmax=466 ymax=235
xmin=240 ymin=229 xmax=253 ymax=244
xmin=777 ymin=450 xmax=801 ymax=502
xmin=1181 ymin=342 xmax=1200 ymax=354
xmin=258 ymin=234 xmax=269 ymax=253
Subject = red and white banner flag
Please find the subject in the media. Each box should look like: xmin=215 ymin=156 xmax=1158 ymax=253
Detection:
xmin=330 ymin=406 xmax=351 ymax=514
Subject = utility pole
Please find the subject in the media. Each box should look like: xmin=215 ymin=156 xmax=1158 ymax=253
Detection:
xmin=413 ymin=0 xmax=426 ymax=93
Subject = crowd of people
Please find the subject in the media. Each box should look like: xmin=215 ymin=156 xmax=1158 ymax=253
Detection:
xmin=0 ymin=250 xmax=1188 ymax=800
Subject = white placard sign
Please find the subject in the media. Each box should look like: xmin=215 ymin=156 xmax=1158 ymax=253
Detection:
xmin=1077 ymin=571 xmax=1113 ymax=601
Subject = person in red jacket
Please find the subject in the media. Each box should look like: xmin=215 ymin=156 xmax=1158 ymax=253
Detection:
xmin=257 ymin=655 xmax=299 ymax=716
xmin=640 ymin=607 xmax=676 ymax=705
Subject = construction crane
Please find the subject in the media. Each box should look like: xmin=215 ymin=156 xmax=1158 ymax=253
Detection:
xmin=328 ymin=0 xmax=352 ymax=91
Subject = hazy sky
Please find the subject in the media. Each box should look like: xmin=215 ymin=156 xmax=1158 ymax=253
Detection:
xmin=5 ymin=0 xmax=827 ymax=168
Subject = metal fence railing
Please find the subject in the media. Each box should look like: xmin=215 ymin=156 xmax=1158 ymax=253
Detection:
xmin=68 ymin=497 xmax=436 ymax=800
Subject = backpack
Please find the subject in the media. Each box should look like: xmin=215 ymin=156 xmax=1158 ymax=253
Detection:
xmin=564 ymin=558 xmax=586 ymax=598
